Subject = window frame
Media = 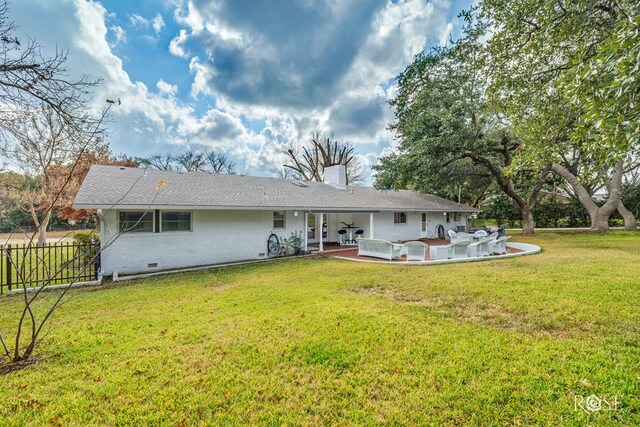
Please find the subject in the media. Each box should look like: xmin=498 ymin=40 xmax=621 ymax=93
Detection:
xmin=160 ymin=210 xmax=193 ymax=232
xmin=273 ymin=210 xmax=287 ymax=230
xmin=421 ymin=212 xmax=427 ymax=232
xmin=118 ymin=210 xmax=155 ymax=234
xmin=393 ymin=212 xmax=407 ymax=225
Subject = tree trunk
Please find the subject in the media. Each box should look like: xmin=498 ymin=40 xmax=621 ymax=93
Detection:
xmin=520 ymin=207 xmax=535 ymax=235
xmin=36 ymin=211 xmax=51 ymax=246
xmin=617 ymin=201 xmax=637 ymax=230
xmin=551 ymin=161 xmax=623 ymax=232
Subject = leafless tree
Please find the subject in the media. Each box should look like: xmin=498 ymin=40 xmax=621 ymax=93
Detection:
xmin=0 ymin=0 xmax=128 ymax=372
xmin=284 ymin=133 xmax=365 ymax=185
xmin=205 ymin=150 xmax=235 ymax=174
xmin=174 ymin=150 xmax=206 ymax=172
xmin=0 ymin=1 xmax=101 ymax=139
xmin=0 ymin=102 xmax=117 ymax=372
xmin=0 ymin=105 xmax=105 ymax=245
xmin=140 ymin=153 xmax=175 ymax=171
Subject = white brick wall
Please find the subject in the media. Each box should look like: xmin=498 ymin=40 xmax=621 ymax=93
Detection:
xmin=98 ymin=208 xmax=469 ymax=275
xmin=99 ymin=209 xmax=304 ymax=275
xmin=372 ymin=211 xmax=467 ymax=241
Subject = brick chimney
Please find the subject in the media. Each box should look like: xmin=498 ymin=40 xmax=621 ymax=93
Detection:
xmin=324 ymin=164 xmax=347 ymax=190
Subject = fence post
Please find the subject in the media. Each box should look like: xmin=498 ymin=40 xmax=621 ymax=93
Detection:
xmin=6 ymin=244 xmax=12 ymax=292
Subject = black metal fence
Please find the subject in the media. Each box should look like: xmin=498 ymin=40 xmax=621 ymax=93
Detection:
xmin=0 ymin=241 xmax=100 ymax=295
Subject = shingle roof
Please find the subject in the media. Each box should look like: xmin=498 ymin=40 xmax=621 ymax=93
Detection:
xmin=73 ymin=165 xmax=479 ymax=212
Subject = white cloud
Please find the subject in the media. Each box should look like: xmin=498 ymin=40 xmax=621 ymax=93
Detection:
xmin=169 ymin=29 xmax=189 ymax=58
xmin=189 ymin=56 xmax=214 ymax=98
xmin=109 ymin=25 xmax=126 ymax=45
xmin=156 ymin=79 xmax=178 ymax=95
xmin=439 ymin=22 xmax=454 ymax=46
xmin=152 ymin=14 xmax=165 ymax=35
xmin=15 ymin=0 xmax=463 ymax=180
xmin=173 ymin=0 xmax=205 ymax=34
xmin=128 ymin=13 xmax=149 ymax=28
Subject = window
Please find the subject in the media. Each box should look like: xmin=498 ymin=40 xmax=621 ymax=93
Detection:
xmin=161 ymin=211 xmax=192 ymax=232
xmin=119 ymin=211 xmax=154 ymax=233
xmin=393 ymin=212 xmax=407 ymax=224
xmin=273 ymin=211 xmax=286 ymax=229
xmin=446 ymin=212 xmax=451 ymax=223
xmin=421 ymin=213 xmax=427 ymax=232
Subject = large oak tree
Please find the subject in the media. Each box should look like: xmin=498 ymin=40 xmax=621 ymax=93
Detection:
xmin=375 ymin=23 xmax=549 ymax=234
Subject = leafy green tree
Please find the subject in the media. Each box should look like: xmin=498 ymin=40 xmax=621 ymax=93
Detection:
xmin=482 ymin=194 xmax=521 ymax=228
xmin=479 ymin=0 xmax=638 ymax=230
xmin=374 ymin=24 xmax=549 ymax=234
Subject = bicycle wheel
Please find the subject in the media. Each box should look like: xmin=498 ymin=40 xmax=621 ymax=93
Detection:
xmin=267 ymin=233 xmax=281 ymax=257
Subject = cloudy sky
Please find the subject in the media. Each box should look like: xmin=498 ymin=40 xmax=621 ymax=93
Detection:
xmin=12 ymin=0 xmax=472 ymax=180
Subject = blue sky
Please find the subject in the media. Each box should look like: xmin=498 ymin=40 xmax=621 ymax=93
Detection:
xmin=13 ymin=0 xmax=472 ymax=179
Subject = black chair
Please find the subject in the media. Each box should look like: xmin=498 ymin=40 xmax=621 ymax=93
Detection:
xmin=337 ymin=229 xmax=347 ymax=245
xmin=354 ymin=229 xmax=364 ymax=242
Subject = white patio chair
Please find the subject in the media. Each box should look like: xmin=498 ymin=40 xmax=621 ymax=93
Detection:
xmin=490 ymin=236 xmax=511 ymax=255
xmin=473 ymin=230 xmax=488 ymax=239
xmin=403 ymin=241 xmax=428 ymax=261
xmin=448 ymin=240 xmax=473 ymax=259
xmin=448 ymin=230 xmax=472 ymax=244
xmin=471 ymin=237 xmax=493 ymax=257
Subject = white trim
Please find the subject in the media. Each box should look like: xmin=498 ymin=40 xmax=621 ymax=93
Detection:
xmin=76 ymin=203 xmax=480 ymax=213
xmin=303 ymin=212 xmax=308 ymax=252
xmin=318 ymin=213 xmax=324 ymax=252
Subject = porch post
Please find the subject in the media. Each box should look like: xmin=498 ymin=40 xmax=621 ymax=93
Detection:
xmin=369 ymin=213 xmax=374 ymax=239
xmin=318 ymin=213 xmax=324 ymax=252
xmin=303 ymin=212 xmax=308 ymax=252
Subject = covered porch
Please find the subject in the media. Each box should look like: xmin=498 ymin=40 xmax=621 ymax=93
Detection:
xmin=303 ymin=211 xmax=377 ymax=252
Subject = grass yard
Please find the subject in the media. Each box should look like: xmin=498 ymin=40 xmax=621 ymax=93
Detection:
xmin=0 ymin=232 xmax=639 ymax=425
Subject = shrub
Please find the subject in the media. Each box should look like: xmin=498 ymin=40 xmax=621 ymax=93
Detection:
xmin=286 ymin=231 xmax=304 ymax=256
xmin=74 ymin=231 xmax=99 ymax=265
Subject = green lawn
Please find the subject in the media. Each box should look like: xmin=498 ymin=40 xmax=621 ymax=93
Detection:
xmin=0 ymin=232 xmax=639 ymax=425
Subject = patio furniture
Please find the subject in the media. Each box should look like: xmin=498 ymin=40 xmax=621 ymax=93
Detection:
xmin=473 ymin=230 xmax=488 ymax=239
xmin=490 ymin=236 xmax=511 ymax=255
xmin=448 ymin=240 xmax=473 ymax=259
xmin=354 ymin=229 xmax=364 ymax=240
xmin=403 ymin=241 xmax=428 ymax=261
xmin=357 ymin=238 xmax=403 ymax=261
xmin=340 ymin=222 xmax=359 ymax=244
xmin=337 ymin=229 xmax=348 ymax=245
xmin=448 ymin=230 xmax=472 ymax=244
xmin=468 ymin=237 xmax=493 ymax=257
xmin=430 ymin=245 xmax=449 ymax=261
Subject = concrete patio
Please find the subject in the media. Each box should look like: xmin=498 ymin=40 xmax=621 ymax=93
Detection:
xmin=310 ymin=238 xmax=534 ymax=264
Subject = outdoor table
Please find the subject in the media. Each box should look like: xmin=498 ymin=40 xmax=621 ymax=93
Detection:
xmin=340 ymin=223 xmax=359 ymax=244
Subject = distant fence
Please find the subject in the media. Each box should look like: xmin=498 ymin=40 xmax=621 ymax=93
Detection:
xmin=0 ymin=241 xmax=100 ymax=295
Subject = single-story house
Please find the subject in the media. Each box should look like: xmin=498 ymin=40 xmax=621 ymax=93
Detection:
xmin=74 ymin=165 xmax=479 ymax=276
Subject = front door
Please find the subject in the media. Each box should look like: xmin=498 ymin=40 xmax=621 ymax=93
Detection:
xmin=420 ymin=212 xmax=428 ymax=238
